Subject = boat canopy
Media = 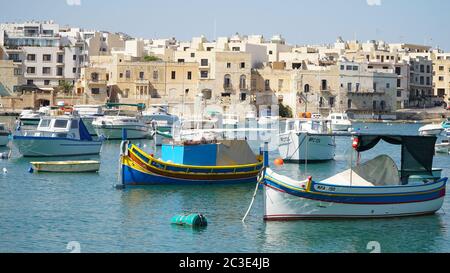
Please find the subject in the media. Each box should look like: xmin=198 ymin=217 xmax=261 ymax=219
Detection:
xmin=105 ymin=102 xmax=146 ymax=111
xmin=78 ymin=119 xmax=93 ymax=141
xmin=354 ymin=135 xmax=437 ymax=184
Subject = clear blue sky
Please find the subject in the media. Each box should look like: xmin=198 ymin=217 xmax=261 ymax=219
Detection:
xmin=1 ymin=0 xmax=449 ymax=50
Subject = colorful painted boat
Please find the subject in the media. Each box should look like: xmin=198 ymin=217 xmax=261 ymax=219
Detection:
xmin=31 ymin=160 xmax=100 ymax=173
xmin=119 ymin=140 xmax=264 ymax=186
xmin=262 ymin=134 xmax=448 ymax=220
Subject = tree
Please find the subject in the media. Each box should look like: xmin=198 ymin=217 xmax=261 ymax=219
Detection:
xmin=279 ymin=103 xmax=293 ymax=118
xmin=59 ymin=80 xmax=74 ymax=94
xmin=143 ymin=55 xmax=161 ymax=62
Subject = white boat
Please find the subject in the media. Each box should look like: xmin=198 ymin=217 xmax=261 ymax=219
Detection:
xmin=173 ymin=118 xmax=223 ymax=141
xmin=327 ymin=113 xmax=352 ymax=132
xmin=31 ymin=160 xmax=100 ymax=173
xmin=278 ymin=118 xmax=335 ymax=162
xmin=0 ymin=123 xmax=10 ymax=146
xmin=435 ymin=139 xmax=450 ymax=154
xmin=262 ymin=134 xmax=447 ymax=220
xmin=142 ymin=104 xmax=179 ymax=145
xmin=418 ymin=124 xmax=444 ymax=136
xmin=93 ymin=115 xmax=151 ymax=140
xmin=73 ymin=105 xmax=105 ymax=136
xmin=13 ymin=115 xmax=103 ymax=157
xmin=19 ymin=109 xmax=43 ymax=125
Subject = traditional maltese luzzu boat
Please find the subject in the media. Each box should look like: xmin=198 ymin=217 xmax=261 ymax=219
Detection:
xmin=119 ymin=139 xmax=264 ymax=186
xmin=262 ymin=134 xmax=448 ymax=220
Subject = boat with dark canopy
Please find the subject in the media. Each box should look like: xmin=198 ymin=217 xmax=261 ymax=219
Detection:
xmin=262 ymin=134 xmax=447 ymax=220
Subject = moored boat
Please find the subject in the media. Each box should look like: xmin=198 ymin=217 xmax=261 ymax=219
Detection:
xmin=418 ymin=124 xmax=444 ymax=136
xmin=19 ymin=109 xmax=43 ymax=126
xmin=278 ymin=118 xmax=335 ymax=162
xmin=0 ymin=123 xmax=10 ymax=146
xmin=119 ymin=139 xmax=264 ymax=186
xmin=13 ymin=115 xmax=102 ymax=157
xmin=327 ymin=113 xmax=352 ymax=132
xmin=30 ymin=160 xmax=100 ymax=173
xmin=262 ymin=134 xmax=447 ymax=220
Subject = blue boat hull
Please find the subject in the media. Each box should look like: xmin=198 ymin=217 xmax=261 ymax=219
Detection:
xmin=122 ymin=164 xmax=258 ymax=186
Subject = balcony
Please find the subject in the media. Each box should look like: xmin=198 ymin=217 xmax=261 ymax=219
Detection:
xmin=320 ymin=86 xmax=332 ymax=93
xmin=87 ymin=79 xmax=107 ymax=86
xmin=223 ymin=83 xmax=233 ymax=91
xmin=135 ymin=79 xmax=150 ymax=85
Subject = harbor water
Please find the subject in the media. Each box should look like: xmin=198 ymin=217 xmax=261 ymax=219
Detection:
xmin=1 ymin=117 xmax=449 ymax=253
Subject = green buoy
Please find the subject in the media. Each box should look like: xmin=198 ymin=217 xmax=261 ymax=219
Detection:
xmin=171 ymin=214 xmax=208 ymax=227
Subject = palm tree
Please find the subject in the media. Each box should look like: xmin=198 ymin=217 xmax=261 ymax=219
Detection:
xmin=59 ymin=80 xmax=74 ymax=95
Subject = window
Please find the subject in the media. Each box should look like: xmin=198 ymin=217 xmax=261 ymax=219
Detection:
xmin=27 ymin=67 xmax=36 ymax=74
xmin=346 ymin=66 xmax=352 ymax=71
xmin=200 ymin=59 xmax=208 ymax=66
xmin=171 ymin=71 xmax=176 ymax=80
xmin=264 ymin=80 xmax=270 ymax=91
xmin=355 ymin=83 xmax=360 ymax=92
xmin=119 ymin=73 xmax=123 ymax=78
xmin=439 ymin=66 xmax=445 ymax=71
xmin=43 ymin=54 xmax=51 ymax=62
xmin=397 ymin=91 xmax=402 ymax=97
xmin=386 ymin=83 xmax=390 ymax=89
xmin=27 ymin=80 xmax=34 ymax=85
xmin=27 ymin=54 xmax=36 ymax=61
xmin=190 ymin=53 xmax=195 ymax=57
xmin=39 ymin=119 xmax=50 ymax=128
xmin=153 ymin=70 xmax=158 ymax=80
xmin=420 ymin=76 xmax=424 ymax=85
xmin=397 ymin=79 xmax=401 ymax=88
xmin=395 ymin=67 xmax=401 ymax=75
xmin=73 ymin=55 xmax=77 ymax=61
xmin=14 ymin=68 xmax=22 ymax=75
xmin=439 ymin=76 xmax=444 ymax=81
xmin=177 ymin=59 xmax=185 ymax=63
xmin=44 ymin=80 xmax=50 ymax=86
xmin=139 ymin=71 xmax=144 ymax=79
xmin=187 ymin=71 xmax=192 ymax=80
xmin=91 ymin=73 xmax=99 ymax=81
xmin=71 ymin=120 xmax=79 ymax=129
xmin=232 ymin=47 xmax=240 ymax=51
xmin=125 ymin=70 xmax=130 ymax=79
xmin=427 ymin=65 xmax=431 ymax=73
xmin=54 ymin=120 xmax=68 ymax=129
xmin=340 ymin=65 xmax=345 ymax=70
xmin=206 ymin=47 xmax=213 ymax=51
xmin=73 ymin=68 xmax=77 ymax=73
xmin=240 ymin=62 xmax=245 ymax=69
xmin=57 ymin=54 xmax=64 ymax=63
xmin=57 ymin=67 xmax=63 ymax=76
xmin=227 ymin=63 xmax=231 ymax=68
xmin=91 ymin=88 xmax=100 ymax=95
xmin=347 ymin=83 xmax=352 ymax=92
xmin=426 ymin=77 xmax=431 ymax=85
xmin=43 ymin=67 xmax=51 ymax=75
xmin=224 ymin=74 xmax=231 ymax=89
xmin=200 ymin=71 xmax=208 ymax=78
xmin=420 ymin=65 xmax=425 ymax=73
xmin=269 ymin=50 xmax=273 ymax=55
xmin=373 ymin=82 xmax=377 ymax=91
xmin=352 ymin=66 xmax=358 ymax=71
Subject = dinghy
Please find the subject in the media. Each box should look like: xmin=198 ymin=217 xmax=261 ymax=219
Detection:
xmin=31 ymin=160 xmax=100 ymax=173
xmin=261 ymin=134 xmax=447 ymax=220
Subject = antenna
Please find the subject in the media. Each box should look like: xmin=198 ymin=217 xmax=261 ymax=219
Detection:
xmin=213 ymin=18 xmax=217 ymax=41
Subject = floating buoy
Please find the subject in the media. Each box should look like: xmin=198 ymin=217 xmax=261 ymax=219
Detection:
xmin=2 ymin=167 xmax=7 ymax=174
xmin=171 ymin=213 xmax=208 ymax=227
xmin=115 ymin=184 xmax=125 ymax=190
xmin=28 ymin=167 xmax=34 ymax=173
xmin=274 ymin=158 xmax=284 ymax=166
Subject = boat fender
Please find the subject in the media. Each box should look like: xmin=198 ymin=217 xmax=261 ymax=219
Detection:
xmin=2 ymin=167 xmax=7 ymax=174
xmin=120 ymin=140 xmax=129 ymax=156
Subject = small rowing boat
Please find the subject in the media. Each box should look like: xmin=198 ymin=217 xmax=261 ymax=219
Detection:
xmin=31 ymin=160 xmax=100 ymax=173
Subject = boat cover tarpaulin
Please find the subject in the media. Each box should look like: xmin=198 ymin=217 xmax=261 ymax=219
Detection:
xmin=322 ymin=155 xmax=400 ymax=186
xmin=216 ymin=140 xmax=258 ymax=166
xmin=355 ymin=135 xmax=436 ymax=183
xmin=78 ymin=119 xmax=93 ymax=141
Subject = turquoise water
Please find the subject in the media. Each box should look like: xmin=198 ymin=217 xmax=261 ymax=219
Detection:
xmin=1 ymin=118 xmax=449 ymax=253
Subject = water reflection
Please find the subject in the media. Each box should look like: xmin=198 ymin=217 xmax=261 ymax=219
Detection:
xmin=261 ymin=214 xmax=446 ymax=253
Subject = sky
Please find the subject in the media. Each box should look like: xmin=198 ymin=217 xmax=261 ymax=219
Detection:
xmin=1 ymin=0 xmax=449 ymax=50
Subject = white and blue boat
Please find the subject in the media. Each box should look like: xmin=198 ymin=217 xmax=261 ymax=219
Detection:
xmin=13 ymin=115 xmax=102 ymax=157
xmin=262 ymin=134 xmax=447 ymax=220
